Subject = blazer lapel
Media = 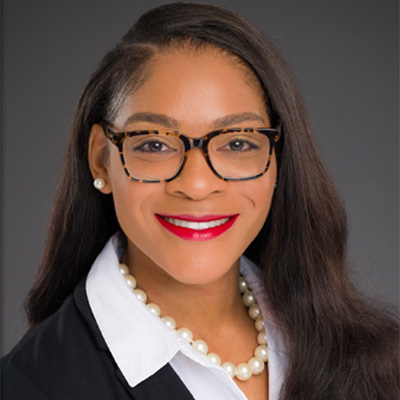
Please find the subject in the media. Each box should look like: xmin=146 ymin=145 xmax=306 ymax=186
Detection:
xmin=75 ymin=281 xmax=195 ymax=400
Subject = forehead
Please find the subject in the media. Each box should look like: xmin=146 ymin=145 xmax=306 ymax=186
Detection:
xmin=113 ymin=46 xmax=268 ymax=132
xmin=152 ymin=45 xmax=263 ymax=90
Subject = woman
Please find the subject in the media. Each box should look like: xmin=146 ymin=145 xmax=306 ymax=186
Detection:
xmin=2 ymin=3 xmax=398 ymax=399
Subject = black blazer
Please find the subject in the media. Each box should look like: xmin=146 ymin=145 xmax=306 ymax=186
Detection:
xmin=1 ymin=281 xmax=195 ymax=400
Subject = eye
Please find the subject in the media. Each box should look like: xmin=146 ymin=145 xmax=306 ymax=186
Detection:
xmin=229 ymin=140 xmax=251 ymax=151
xmin=130 ymin=139 xmax=177 ymax=153
xmin=220 ymin=139 xmax=259 ymax=152
xmin=137 ymin=141 xmax=166 ymax=152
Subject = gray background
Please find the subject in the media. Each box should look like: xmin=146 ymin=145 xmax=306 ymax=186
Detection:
xmin=2 ymin=0 xmax=398 ymax=356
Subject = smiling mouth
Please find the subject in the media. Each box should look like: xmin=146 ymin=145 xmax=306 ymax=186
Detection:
xmin=155 ymin=214 xmax=239 ymax=241
xmin=161 ymin=216 xmax=230 ymax=230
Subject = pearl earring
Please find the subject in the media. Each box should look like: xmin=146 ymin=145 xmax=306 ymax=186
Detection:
xmin=93 ymin=178 xmax=105 ymax=190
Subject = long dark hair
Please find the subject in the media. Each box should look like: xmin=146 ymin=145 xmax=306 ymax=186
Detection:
xmin=26 ymin=3 xmax=398 ymax=399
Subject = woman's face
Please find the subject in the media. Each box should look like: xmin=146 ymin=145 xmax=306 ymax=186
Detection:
xmin=92 ymin=47 xmax=277 ymax=285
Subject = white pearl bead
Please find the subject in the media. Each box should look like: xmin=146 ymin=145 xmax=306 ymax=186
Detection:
xmin=257 ymin=328 xmax=268 ymax=345
xmin=162 ymin=316 xmax=176 ymax=330
xmin=238 ymin=276 xmax=248 ymax=293
xmin=222 ymin=362 xmax=237 ymax=378
xmin=93 ymin=178 xmax=105 ymax=190
xmin=178 ymin=328 xmax=193 ymax=342
xmin=193 ymin=339 xmax=209 ymax=355
xmin=133 ymin=288 xmax=147 ymax=303
xmin=125 ymin=274 xmax=137 ymax=289
xmin=255 ymin=316 xmax=265 ymax=331
xmin=119 ymin=263 xmax=129 ymax=276
xmin=254 ymin=345 xmax=269 ymax=362
xmin=236 ymin=363 xmax=252 ymax=381
xmin=207 ymin=353 xmax=221 ymax=365
xmin=147 ymin=303 xmax=161 ymax=317
xmin=248 ymin=357 xmax=265 ymax=375
xmin=248 ymin=304 xmax=261 ymax=320
xmin=242 ymin=290 xmax=255 ymax=307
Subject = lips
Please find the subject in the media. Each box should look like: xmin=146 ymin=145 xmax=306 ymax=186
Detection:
xmin=155 ymin=214 xmax=239 ymax=241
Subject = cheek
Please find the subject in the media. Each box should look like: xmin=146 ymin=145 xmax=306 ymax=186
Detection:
xmin=244 ymin=156 xmax=277 ymax=220
xmin=107 ymin=152 xmax=150 ymax=231
xmin=240 ymin=179 xmax=274 ymax=237
xmin=246 ymin=163 xmax=276 ymax=242
xmin=224 ymin=157 xmax=276 ymax=258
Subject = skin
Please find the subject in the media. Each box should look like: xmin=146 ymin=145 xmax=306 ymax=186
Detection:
xmin=89 ymin=47 xmax=276 ymax=399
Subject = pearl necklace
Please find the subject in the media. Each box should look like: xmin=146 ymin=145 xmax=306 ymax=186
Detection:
xmin=119 ymin=263 xmax=269 ymax=381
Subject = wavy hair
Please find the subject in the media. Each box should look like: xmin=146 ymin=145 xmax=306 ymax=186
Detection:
xmin=25 ymin=3 xmax=398 ymax=399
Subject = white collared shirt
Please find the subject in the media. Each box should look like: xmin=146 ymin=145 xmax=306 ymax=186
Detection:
xmin=86 ymin=233 xmax=287 ymax=399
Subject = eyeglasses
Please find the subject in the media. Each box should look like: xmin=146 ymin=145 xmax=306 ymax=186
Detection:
xmin=101 ymin=123 xmax=281 ymax=183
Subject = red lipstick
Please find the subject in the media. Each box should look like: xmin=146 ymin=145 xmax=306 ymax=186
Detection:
xmin=155 ymin=214 xmax=239 ymax=241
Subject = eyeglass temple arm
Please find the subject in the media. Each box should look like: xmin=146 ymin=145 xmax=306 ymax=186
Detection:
xmin=100 ymin=123 xmax=125 ymax=146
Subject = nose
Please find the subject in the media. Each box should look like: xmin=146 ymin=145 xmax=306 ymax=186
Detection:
xmin=165 ymin=148 xmax=229 ymax=200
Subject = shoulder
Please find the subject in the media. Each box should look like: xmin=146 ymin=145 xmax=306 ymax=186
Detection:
xmin=1 ymin=281 xmax=127 ymax=400
xmin=1 ymin=359 xmax=52 ymax=400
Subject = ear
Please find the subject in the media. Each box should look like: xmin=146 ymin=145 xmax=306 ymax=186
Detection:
xmin=88 ymin=124 xmax=112 ymax=194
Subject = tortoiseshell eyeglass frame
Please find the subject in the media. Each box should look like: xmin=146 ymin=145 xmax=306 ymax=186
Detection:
xmin=100 ymin=122 xmax=281 ymax=183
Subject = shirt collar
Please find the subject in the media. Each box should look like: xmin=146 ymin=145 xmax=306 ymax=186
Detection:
xmin=86 ymin=233 xmax=180 ymax=387
xmin=86 ymin=233 xmax=287 ymax=391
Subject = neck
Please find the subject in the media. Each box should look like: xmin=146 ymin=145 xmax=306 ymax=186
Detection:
xmin=123 ymin=245 xmax=244 ymax=334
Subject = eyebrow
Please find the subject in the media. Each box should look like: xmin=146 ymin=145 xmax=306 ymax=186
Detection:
xmin=122 ymin=111 xmax=267 ymax=130
xmin=212 ymin=112 xmax=267 ymax=128
xmin=123 ymin=112 xmax=179 ymax=129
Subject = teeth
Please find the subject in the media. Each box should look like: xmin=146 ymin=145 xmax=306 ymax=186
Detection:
xmin=164 ymin=217 xmax=230 ymax=230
